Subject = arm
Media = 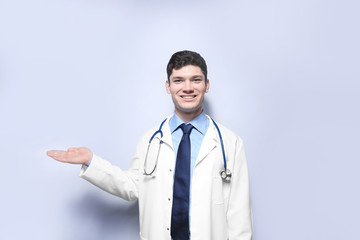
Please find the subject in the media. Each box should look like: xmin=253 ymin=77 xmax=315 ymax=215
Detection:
xmin=227 ymin=138 xmax=253 ymax=240
xmin=79 ymin=153 xmax=139 ymax=201
xmin=47 ymin=146 xmax=140 ymax=201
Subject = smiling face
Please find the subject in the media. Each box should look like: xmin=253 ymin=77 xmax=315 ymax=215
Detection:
xmin=166 ymin=65 xmax=209 ymax=122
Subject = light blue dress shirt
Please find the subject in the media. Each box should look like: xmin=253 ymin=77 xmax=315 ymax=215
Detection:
xmin=169 ymin=111 xmax=210 ymax=178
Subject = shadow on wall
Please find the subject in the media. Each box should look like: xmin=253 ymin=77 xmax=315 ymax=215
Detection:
xmin=203 ymin=98 xmax=213 ymax=117
xmin=70 ymin=192 xmax=139 ymax=240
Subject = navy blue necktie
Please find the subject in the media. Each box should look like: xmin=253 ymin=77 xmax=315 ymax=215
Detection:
xmin=171 ymin=123 xmax=193 ymax=240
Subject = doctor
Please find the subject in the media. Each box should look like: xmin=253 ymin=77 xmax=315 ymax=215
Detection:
xmin=47 ymin=50 xmax=253 ymax=240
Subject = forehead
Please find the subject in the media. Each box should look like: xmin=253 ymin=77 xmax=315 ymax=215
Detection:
xmin=170 ymin=65 xmax=204 ymax=79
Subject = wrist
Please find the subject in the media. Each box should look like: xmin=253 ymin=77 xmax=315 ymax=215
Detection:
xmin=84 ymin=151 xmax=93 ymax=166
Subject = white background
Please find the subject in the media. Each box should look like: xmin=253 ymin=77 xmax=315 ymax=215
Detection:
xmin=1 ymin=0 xmax=359 ymax=239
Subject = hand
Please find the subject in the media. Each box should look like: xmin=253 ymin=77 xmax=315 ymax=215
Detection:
xmin=47 ymin=147 xmax=92 ymax=165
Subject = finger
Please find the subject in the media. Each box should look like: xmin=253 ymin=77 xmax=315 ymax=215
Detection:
xmin=47 ymin=150 xmax=63 ymax=158
xmin=47 ymin=150 xmax=72 ymax=162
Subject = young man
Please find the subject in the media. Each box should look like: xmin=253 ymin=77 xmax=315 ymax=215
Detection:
xmin=47 ymin=50 xmax=253 ymax=240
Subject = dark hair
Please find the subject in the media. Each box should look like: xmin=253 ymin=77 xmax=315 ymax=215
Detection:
xmin=166 ymin=50 xmax=208 ymax=80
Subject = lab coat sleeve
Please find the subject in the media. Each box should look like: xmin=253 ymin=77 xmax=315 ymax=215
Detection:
xmin=227 ymin=137 xmax=253 ymax=240
xmin=79 ymin=141 xmax=143 ymax=201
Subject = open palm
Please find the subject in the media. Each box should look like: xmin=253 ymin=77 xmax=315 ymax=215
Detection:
xmin=47 ymin=147 xmax=92 ymax=165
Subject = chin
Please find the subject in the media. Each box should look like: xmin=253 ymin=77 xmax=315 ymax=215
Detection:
xmin=178 ymin=105 xmax=202 ymax=114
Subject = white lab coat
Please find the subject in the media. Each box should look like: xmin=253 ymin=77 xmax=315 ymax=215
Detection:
xmin=80 ymin=115 xmax=252 ymax=240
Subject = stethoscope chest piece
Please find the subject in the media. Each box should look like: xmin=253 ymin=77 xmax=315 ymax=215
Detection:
xmin=220 ymin=168 xmax=232 ymax=182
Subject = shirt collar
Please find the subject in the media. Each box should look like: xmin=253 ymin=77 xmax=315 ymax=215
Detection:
xmin=169 ymin=111 xmax=208 ymax=135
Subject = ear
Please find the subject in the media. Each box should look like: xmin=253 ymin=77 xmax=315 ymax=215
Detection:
xmin=205 ymin=79 xmax=210 ymax=93
xmin=165 ymin=80 xmax=171 ymax=94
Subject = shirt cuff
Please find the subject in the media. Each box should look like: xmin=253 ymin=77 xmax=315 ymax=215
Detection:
xmin=85 ymin=153 xmax=93 ymax=167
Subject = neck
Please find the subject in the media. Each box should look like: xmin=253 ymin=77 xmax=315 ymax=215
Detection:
xmin=175 ymin=107 xmax=203 ymax=123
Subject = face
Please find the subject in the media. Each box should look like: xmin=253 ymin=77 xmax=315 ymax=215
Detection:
xmin=166 ymin=65 xmax=209 ymax=119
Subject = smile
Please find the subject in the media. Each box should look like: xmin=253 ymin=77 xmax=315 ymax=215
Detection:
xmin=181 ymin=95 xmax=196 ymax=99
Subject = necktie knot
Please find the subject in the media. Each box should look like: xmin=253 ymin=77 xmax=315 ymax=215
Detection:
xmin=180 ymin=123 xmax=193 ymax=135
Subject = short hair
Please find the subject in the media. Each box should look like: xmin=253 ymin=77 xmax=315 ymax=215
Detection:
xmin=166 ymin=50 xmax=208 ymax=80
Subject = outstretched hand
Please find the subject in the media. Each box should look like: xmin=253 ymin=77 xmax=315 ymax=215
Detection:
xmin=47 ymin=147 xmax=92 ymax=165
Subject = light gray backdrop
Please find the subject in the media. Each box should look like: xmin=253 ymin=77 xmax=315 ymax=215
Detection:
xmin=1 ymin=0 xmax=359 ymax=239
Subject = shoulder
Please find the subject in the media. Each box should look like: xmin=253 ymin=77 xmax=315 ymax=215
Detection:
xmin=140 ymin=117 xmax=171 ymax=141
xmin=208 ymin=117 xmax=244 ymax=148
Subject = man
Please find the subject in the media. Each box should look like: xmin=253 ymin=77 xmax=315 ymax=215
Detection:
xmin=47 ymin=50 xmax=253 ymax=240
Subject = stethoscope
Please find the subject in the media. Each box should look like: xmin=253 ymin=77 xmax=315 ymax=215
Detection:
xmin=143 ymin=118 xmax=232 ymax=182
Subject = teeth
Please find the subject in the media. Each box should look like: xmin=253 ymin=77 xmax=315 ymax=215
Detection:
xmin=183 ymin=96 xmax=194 ymax=99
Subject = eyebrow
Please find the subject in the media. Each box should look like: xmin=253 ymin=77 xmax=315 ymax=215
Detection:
xmin=192 ymin=75 xmax=204 ymax=79
xmin=171 ymin=75 xmax=204 ymax=79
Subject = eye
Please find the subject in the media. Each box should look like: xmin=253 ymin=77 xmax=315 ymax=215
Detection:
xmin=193 ymin=78 xmax=202 ymax=83
xmin=173 ymin=79 xmax=183 ymax=83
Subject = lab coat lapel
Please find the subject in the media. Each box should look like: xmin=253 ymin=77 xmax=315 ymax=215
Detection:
xmin=195 ymin=119 xmax=218 ymax=166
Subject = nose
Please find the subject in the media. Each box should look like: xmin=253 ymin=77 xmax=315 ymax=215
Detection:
xmin=183 ymin=80 xmax=193 ymax=92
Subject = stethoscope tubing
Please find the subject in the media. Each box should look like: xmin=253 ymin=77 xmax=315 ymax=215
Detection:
xmin=144 ymin=117 xmax=230 ymax=181
xmin=211 ymin=118 xmax=227 ymax=170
